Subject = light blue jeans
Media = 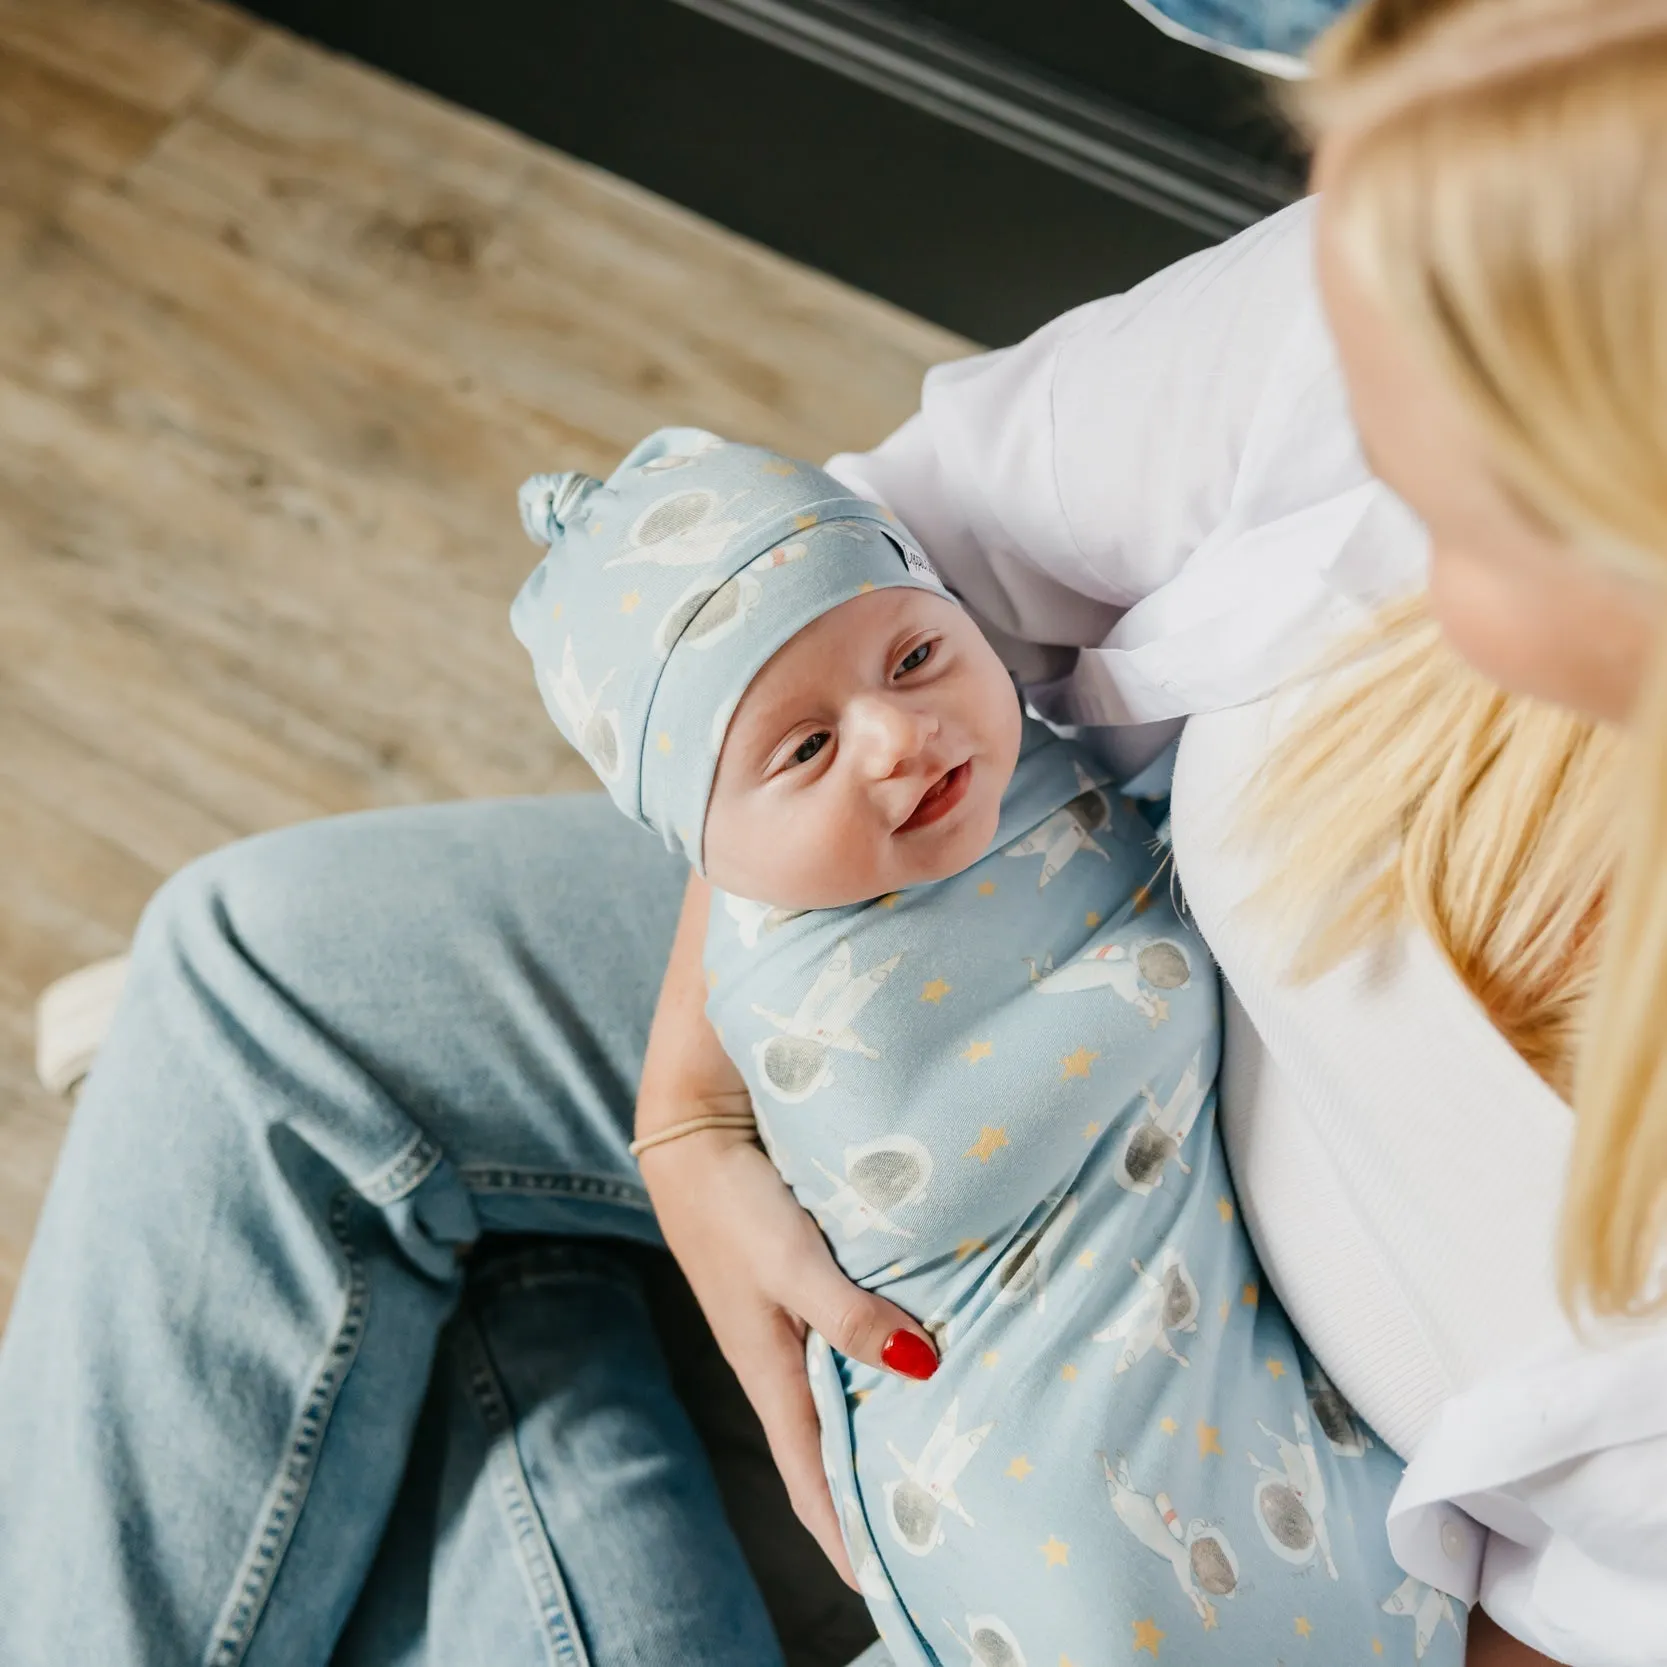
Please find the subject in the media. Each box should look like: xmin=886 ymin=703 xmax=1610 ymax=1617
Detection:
xmin=0 ymin=795 xmax=877 ymax=1667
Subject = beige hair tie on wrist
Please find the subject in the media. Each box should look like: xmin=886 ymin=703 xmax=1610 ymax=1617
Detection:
xmin=628 ymin=1113 xmax=757 ymax=1157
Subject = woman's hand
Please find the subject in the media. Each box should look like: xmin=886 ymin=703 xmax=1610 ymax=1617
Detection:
xmin=637 ymin=872 xmax=939 ymax=1586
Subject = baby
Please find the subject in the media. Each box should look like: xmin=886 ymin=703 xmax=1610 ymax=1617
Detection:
xmin=512 ymin=430 xmax=1464 ymax=1667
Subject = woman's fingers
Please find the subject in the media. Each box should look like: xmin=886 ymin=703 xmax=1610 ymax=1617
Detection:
xmin=722 ymin=1303 xmax=858 ymax=1587
xmin=770 ymin=1209 xmax=939 ymax=1380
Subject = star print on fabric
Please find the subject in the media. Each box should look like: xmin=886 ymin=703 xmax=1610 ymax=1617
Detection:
xmin=656 ymin=732 xmax=672 ymax=753
xmin=1132 ymin=1618 xmax=1165 ymax=1657
xmin=1082 ymin=1121 xmax=1101 ymax=1140
xmin=1085 ymin=910 xmax=1101 ymax=928
xmin=962 ymin=1041 xmax=995 ymax=1066
xmin=1295 ymin=1617 xmax=1313 ymax=1639
xmin=1040 ymin=1535 xmax=1070 ymax=1568
xmin=1197 ymin=1421 xmax=1223 ymax=1458
xmin=921 ymin=979 xmax=951 ymax=1004
xmin=1266 ymin=1358 xmax=1288 ymax=1380
xmin=1060 ymin=1362 xmax=1079 ymax=1383
xmin=885 ymin=1262 xmax=905 ymax=1279
xmin=981 ymin=1350 xmax=1001 ymax=1369
xmin=1060 ymin=1046 xmax=1099 ymax=1081
xmin=762 ymin=460 xmax=796 ymax=475
xmin=878 ymin=892 xmax=902 ymax=909
xmin=1132 ymin=883 xmax=1154 ymax=914
xmin=954 ymin=1238 xmax=988 ymax=1261
xmin=1076 ymin=1250 xmax=1096 ymax=1270
xmin=977 ymin=880 xmax=996 ymax=896
xmin=964 ymin=1124 xmax=1007 ymax=1161
xmin=1159 ymin=1416 xmax=1178 ymax=1436
xmin=550 ymin=602 xmax=563 ymax=620
xmin=620 ymin=590 xmax=641 ymax=613
xmin=857 ymin=581 xmax=876 ymax=594
xmin=1060 ymin=1657 xmax=1078 ymax=1667
xmin=1216 ymin=1196 xmax=1234 ymax=1224
xmin=704 ymin=967 xmax=718 ymax=989
xmin=1006 ymin=1456 xmax=1034 ymax=1480
xmin=850 ymin=1388 xmax=871 ymax=1404
xmin=1218 ymin=1299 xmax=1231 ymax=1321
xmin=1242 ymin=1282 xmax=1260 ymax=1307
xmin=1372 ymin=1640 xmax=1384 ymax=1656
xmin=794 ymin=512 xmax=818 ymax=529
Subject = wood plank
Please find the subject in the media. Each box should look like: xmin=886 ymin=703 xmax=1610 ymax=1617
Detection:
xmin=0 ymin=0 xmax=973 ymax=1330
xmin=0 ymin=0 xmax=254 ymax=116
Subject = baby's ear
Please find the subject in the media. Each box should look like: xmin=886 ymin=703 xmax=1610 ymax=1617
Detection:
xmin=518 ymin=471 xmax=602 ymax=546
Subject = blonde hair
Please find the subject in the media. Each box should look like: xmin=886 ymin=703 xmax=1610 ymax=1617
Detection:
xmin=1256 ymin=0 xmax=1667 ymax=1316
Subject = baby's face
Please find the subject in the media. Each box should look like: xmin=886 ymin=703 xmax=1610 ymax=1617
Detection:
xmin=703 ymin=588 xmax=1023 ymax=909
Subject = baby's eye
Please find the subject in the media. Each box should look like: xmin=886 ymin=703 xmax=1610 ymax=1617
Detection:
xmin=895 ymin=641 xmax=932 ymax=677
xmin=792 ymin=731 xmax=830 ymax=766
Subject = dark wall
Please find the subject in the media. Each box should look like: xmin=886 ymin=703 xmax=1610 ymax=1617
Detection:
xmin=241 ymin=0 xmax=1297 ymax=344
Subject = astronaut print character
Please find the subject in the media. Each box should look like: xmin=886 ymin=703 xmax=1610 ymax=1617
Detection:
xmin=513 ymin=429 xmax=1465 ymax=1667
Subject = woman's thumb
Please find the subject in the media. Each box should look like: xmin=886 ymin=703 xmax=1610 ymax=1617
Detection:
xmin=789 ymin=1252 xmax=939 ymax=1380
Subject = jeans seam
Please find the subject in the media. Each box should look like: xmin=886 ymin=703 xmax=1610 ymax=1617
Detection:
xmin=458 ymin=1166 xmax=653 ymax=1213
xmin=202 ymin=1191 xmax=369 ymax=1667
xmin=453 ymin=1312 xmax=592 ymax=1667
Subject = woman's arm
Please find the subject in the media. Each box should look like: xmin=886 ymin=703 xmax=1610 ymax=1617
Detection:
xmin=636 ymin=871 xmax=938 ymax=1584
xmin=1467 ymin=1613 xmax=1559 ymax=1667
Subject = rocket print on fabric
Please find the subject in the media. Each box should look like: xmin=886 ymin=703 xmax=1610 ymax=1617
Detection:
xmin=1102 ymin=1454 xmax=1242 ymax=1629
xmin=883 ymin=1397 xmax=993 ymax=1557
xmin=1247 ymin=1410 xmax=1340 ymax=1579
xmin=944 ymin=1614 xmax=1029 ymax=1666
xmin=653 ymin=570 xmax=762 ymax=657
xmin=1023 ymin=937 xmax=1193 ymax=1027
xmin=750 ymin=940 xmax=902 ymax=1103
xmin=841 ymin=1491 xmax=898 ymax=1609
xmin=1093 ymin=1248 xmax=1201 ymax=1371
xmin=1304 ymin=1363 xmax=1374 ymax=1458
xmin=812 ymin=1135 xmax=934 ymax=1239
xmin=994 ymin=1195 xmax=1079 ymax=1311
xmin=1002 ymin=763 xmax=1113 ymax=887
xmin=723 ymin=892 xmax=804 ymax=949
xmin=1116 ymin=1052 xmax=1208 ymax=1195
xmin=635 ymin=432 xmax=728 ymax=473
xmin=543 ymin=639 xmax=624 ymax=785
xmin=1381 ymin=1576 xmax=1463 ymax=1660
xmin=602 ymin=486 xmax=751 ymax=568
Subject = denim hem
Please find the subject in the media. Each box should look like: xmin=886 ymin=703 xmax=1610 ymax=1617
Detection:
xmin=204 ymin=1191 xmax=369 ymax=1667
xmin=453 ymin=1313 xmax=592 ymax=1667
xmin=356 ymin=1131 xmax=445 ymax=1207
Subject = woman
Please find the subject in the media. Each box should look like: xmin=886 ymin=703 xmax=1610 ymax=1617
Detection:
xmin=0 ymin=1 xmax=1660 ymax=1663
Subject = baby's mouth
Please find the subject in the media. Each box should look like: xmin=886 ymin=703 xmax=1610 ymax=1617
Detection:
xmin=899 ymin=761 xmax=972 ymax=833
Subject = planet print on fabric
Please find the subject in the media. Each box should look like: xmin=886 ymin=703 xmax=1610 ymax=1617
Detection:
xmin=750 ymin=939 xmax=901 ymax=1103
xmin=943 ymin=1613 xmax=1029 ymax=1666
xmin=1247 ymin=1410 xmax=1340 ymax=1579
xmin=541 ymin=638 xmax=623 ymax=785
xmin=1103 ymin=1453 xmax=1241 ymax=1629
xmin=883 ymin=1397 xmax=993 ymax=1557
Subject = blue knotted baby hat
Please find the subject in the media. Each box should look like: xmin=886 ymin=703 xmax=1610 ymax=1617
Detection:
xmin=511 ymin=427 xmax=954 ymax=870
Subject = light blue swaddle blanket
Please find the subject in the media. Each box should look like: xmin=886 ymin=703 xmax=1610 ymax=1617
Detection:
xmin=512 ymin=430 xmax=1465 ymax=1667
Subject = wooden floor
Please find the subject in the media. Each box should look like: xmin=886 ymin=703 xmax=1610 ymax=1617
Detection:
xmin=0 ymin=0 xmax=970 ymax=1327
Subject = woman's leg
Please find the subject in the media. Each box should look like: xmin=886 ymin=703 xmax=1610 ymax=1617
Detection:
xmin=0 ymin=795 xmax=781 ymax=1667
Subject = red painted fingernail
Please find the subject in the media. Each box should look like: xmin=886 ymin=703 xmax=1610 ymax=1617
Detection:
xmin=881 ymin=1329 xmax=938 ymax=1381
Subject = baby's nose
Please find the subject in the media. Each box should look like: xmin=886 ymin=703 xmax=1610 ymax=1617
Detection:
xmin=850 ymin=696 xmax=936 ymax=777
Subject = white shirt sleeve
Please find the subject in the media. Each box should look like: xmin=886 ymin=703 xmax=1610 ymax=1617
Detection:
xmin=1388 ymin=1329 xmax=1667 ymax=1666
xmin=827 ymin=195 xmax=1428 ymax=735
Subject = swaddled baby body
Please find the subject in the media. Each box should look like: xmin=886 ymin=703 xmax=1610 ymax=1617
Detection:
xmin=513 ymin=429 xmax=1465 ymax=1667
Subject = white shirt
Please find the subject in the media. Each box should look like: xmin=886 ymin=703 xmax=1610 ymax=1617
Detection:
xmin=827 ymin=197 xmax=1667 ymax=1667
